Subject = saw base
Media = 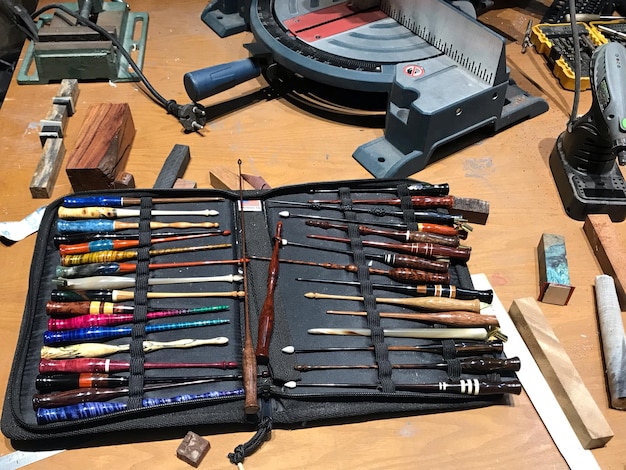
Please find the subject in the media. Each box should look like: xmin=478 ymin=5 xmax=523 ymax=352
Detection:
xmin=354 ymin=78 xmax=548 ymax=178
xmin=201 ymin=1 xmax=248 ymax=38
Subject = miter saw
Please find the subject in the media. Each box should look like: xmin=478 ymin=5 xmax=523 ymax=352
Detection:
xmin=188 ymin=0 xmax=548 ymax=177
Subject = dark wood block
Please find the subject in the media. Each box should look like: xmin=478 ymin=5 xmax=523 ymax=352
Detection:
xmin=65 ymin=103 xmax=135 ymax=192
xmin=111 ymin=171 xmax=136 ymax=189
xmin=176 ymin=431 xmax=210 ymax=467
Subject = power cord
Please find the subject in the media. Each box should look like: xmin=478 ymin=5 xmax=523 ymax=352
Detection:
xmin=567 ymin=0 xmax=581 ymax=128
xmin=31 ymin=3 xmax=209 ymax=132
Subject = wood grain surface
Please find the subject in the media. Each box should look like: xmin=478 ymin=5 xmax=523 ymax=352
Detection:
xmin=1 ymin=2 xmax=625 ymax=469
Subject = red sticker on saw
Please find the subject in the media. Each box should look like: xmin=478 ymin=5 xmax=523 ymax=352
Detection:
xmin=403 ymin=65 xmax=424 ymax=78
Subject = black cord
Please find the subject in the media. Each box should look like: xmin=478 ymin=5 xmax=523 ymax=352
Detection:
xmin=568 ymin=0 xmax=581 ymax=126
xmin=30 ymin=4 xmax=208 ymax=131
xmin=32 ymin=3 xmax=169 ymax=107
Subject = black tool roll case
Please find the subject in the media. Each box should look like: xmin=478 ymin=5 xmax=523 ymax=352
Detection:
xmin=1 ymin=178 xmax=520 ymax=449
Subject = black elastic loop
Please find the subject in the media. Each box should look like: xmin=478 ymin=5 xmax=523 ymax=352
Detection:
xmin=446 ymin=358 xmax=463 ymax=381
xmin=339 ymin=187 xmax=395 ymax=393
xmin=127 ymin=196 xmax=153 ymax=408
xmin=440 ymin=339 xmax=458 ymax=360
xmin=396 ymin=184 xmax=418 ymax=232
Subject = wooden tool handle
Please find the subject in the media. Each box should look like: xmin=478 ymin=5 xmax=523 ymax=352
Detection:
xmin=256 ymin=222 xmax=283 ymax=364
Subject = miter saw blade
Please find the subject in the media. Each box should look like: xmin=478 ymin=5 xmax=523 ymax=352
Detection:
xmin=250 ymin=0 xmax=446 ymax=92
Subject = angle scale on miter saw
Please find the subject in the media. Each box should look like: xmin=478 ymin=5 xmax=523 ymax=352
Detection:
xmin=186 ymin=0 xmax=549 ymax=178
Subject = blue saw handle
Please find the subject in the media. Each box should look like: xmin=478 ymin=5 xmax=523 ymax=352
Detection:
xmin=184 ymin=58 xmax=261 ymax=102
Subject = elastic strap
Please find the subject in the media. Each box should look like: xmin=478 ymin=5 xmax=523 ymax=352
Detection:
xmin=339 ymin=188 xmax=394 ymax=393
xmin=446 ymin=358 xmax=463 ymax=381
xmin=396 ymin=184 xmax=417 ymax=232
xmin=127 ymin=196 xmax=152 ymax=408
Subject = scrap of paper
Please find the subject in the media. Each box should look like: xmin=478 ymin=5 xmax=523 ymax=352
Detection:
xmin=0 ymin=206 xmax=46 ymax=242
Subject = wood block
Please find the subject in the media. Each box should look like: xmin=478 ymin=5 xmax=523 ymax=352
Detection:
xmin=242 ymin=173 xmax=271 ymax=190
xmin=537 ymin=233 xmax=575 ymax=305
xmin=176 ymin=431 xmax=210 ymax=467
xmin=210 ymin=166 xmax=254 ymax=191
xmin=173 ymin=178 xmax=197 ymax=189
xmin=111 ymin=171 xmax=135 ymax=189
xmin=65 ymin=103 xmax=135 ymax=192
xmin=449 ymin=196 xmax=489 ymax=225
xmin=509 ymin=297 xmax=614 ymax=449
xmin=29 ymin=138 xmax=66 ymax=199
xmin=584 ymin=214 xmax=626 ymax=306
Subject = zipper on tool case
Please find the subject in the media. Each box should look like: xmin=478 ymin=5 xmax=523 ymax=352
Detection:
xmin=3 ymin=199 xmax=63 ymax=433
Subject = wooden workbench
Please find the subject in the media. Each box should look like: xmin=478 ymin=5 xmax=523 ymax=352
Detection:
xmin=0 ymin=1 xmax=624 ymax=468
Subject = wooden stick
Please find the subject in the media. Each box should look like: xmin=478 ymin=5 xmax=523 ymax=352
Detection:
xmin=60 ymin=243 xmax=232 ymax=266
xmin=307 ymin=234 xmax=471 ymax=261
xmin=57 ymin=207 xmax=219 ymax=219
xmin=50 ymin=289 xmax=245 ymax=303
xmin=54 ymin=274 xmax=242 ymax=290
xmin=254 ymin=254 xmax=449 ymax=284
xmin=256 ymin=221 xmax=283 ymax=363
xmin=58 ymin=231 xmax=229 ymax=256
xmin=294 ymin=356 xmax=520 ymax=373
xmin=307 ymin=327 xmax=489 ymax=341
xmin=57 ymin=220 xmax=220 ymax=233
xmin=281 ymin=341 xmax=504 ymax=356
xmin=326 ymin=309 xmax=499 ymax=327
xmin=238 ymin=159 xmax=259 ymax=415
xmin=304 ymin=219 xmax=460 ymax=246
xmin=509 ymin=297 xmax=614 ymax=449
xmin=305 ymin=292 xmax=481 ymax=312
